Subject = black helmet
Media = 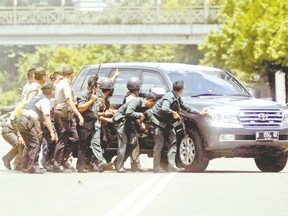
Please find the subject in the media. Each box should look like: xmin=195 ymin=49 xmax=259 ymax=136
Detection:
xmin=100 ymin=77 xmax=114 ymax=90
xmin=126 ymin=77 xmax=141 ymax=91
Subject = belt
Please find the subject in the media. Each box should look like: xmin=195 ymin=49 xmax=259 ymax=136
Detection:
xmin=150 ymin=115 xmax=166 ymax=128
xmin=21 ymin=109 xmax=37 ymax=120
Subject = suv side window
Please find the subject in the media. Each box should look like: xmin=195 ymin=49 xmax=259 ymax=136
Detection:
xmin=112 ymin=68 xmax=141 ymax=96
xmin=73 ymin=68 xmax=89 ymax=94
xmin=141 ymin=70 xmax=168 ymax=93
xmin=80 ymin=68 xmax=110 ymax=92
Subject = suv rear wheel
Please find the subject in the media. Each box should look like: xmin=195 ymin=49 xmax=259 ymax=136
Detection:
xmin=177 ymin=129 xmax=209 ymax=172
xmin=254 ymin=155 xmax=288 ymax=172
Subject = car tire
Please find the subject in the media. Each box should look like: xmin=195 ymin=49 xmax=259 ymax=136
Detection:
xmin=254 ymin=155 xmax=288 ymax=172
xmin=104 ymin=152 xmax=115 ymax=163
xmin=177 ymin=129 xmax=209 ymax=172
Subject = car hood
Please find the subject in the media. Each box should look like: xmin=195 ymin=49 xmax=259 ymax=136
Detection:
xmin=182 ymin=96 xmax=287 ymax=110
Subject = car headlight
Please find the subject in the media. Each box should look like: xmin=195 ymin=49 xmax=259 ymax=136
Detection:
xmin=209 ymin=106 xmax=240 ymax=124
xmin=282 ymin=109 xmax=288 ymax=125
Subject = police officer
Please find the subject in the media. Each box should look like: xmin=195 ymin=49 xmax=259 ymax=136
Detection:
xmin=24 ymin=67 xmax=47 ymax=101
xmin=53 ymin=66 xmax=84 ymax=172
xmin=1 ymin=118 xmax=25 ymax=170
xmin=76 ymin=75 xmax=99 ymax=172
xmin=90 ymin=77 xmax=115 ymax=172
xmin=146 ymin=80 xmax=209 ymax=173
xmin=17 ymin=83 xmax=56 ymax=174
xmin=123 ymin=77 xmax=141 ymax=103
xmin=113 ymin=92 xmax=157 ymax=173
xmin=123 ymin=77 xmax=146 ymax=172
xmin=21 ymin=68 xmax=35 ymax=99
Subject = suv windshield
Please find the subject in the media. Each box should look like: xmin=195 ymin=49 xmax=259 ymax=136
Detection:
xmin=167 ymin=69 xmax=250 ymax=97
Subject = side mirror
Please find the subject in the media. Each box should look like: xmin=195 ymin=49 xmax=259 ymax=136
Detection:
xmin=246 ymin=87 xmax=255 ymax=97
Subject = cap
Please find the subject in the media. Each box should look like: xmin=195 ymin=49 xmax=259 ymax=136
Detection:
xmin=62 ymin=66 xmax=74 ymax=75
xmin=35 ymin=67 xmax=46 ymax=76
xmin=41 ymin=83 xmax=54 ymax=91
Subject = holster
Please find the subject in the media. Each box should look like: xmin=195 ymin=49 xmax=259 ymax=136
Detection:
xmin=56 ymin=108 xmax=73 ymax=120
xmin=150 ymin=115 xmax=166 ymax=128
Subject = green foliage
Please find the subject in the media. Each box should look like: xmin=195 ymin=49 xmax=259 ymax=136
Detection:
xmin=0 ymin=89 xmax=21 ymax=106
xmin=199 ymin=0 xmax=288 ymax=82
xmin=16 ymin=44 xmax=200 ymax=84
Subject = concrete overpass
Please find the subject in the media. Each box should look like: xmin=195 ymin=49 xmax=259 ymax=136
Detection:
xmin=0 ymin=5 xmax=221 ymax=45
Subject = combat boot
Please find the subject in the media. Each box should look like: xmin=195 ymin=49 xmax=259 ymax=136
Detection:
xmin=167 ymin=145 xmax=183 ymax=172
xmin=131 ymin=162 xmax=147 ymax=172
xmin=2 ymin=155 xmax=12 ymax=170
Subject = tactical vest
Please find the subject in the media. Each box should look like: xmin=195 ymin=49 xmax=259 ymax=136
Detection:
xmin=24 ymin=94 xmax=46 ymax=121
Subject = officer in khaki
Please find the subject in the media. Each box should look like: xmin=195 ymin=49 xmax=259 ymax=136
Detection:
xmin=1 ymin=119 xmax=25 ymax=170
xmin=146 ymin=80 xmax=209 ymax=173
xmin=113 ymin=92 xmax=157 ymax=173
xmin=17 ymin=83 xmax=56 ymax=174
xmin=53 ymin=66 xmax=84 ymax=172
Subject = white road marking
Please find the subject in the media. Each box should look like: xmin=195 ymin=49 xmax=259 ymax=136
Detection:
xmin=105 ymin=174 xmax=164 ymax=216
xmin=124 ymin=173 xmax=177 ymax=216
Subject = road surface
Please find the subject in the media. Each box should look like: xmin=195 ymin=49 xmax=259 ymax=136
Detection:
xmin=0 ymin=136 xmax=288 ymax=216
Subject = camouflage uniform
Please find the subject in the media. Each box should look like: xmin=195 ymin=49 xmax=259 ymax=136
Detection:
xmin=113 ymin=97 xmax=147 ymax=172
xmin=146 ymin=91 xmax=199 ymax=172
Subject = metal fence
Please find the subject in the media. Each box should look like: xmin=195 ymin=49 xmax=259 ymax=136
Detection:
xmin=0 ymin=6 xmax=220 ymax=25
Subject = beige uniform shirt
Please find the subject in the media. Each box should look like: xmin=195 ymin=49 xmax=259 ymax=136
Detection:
xmin=23 ymin=82 xmax=42 ymax=102
xmin=54 ymin=79 xmax=73 ymax=110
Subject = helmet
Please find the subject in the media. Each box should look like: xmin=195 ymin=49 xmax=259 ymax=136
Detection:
xmin=62 ymin=66 xmax=74 ymax=75
xmin=126 ymin=77 xmax=141 ymax=91
xmin=100 ymin=77 xmax=114 ymax=90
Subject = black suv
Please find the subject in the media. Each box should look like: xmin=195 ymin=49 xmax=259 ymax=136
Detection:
xmin=73 ymin=62 xmax=288 ymax=172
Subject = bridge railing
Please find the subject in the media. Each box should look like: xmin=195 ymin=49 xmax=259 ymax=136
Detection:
xmin=0 ymin=6 xmax=220 ymax=25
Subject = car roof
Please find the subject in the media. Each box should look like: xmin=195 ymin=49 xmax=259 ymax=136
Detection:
xmin=82 ymin=62 xmax=223 ymax=73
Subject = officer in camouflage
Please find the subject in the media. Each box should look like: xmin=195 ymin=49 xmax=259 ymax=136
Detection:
xmin=90 ymin=77 xmax=115 ymax=172
xmin=76 ymin=75 xmax=99 ymax=172
xmin=146 ymin=80 xmax=209 ymax=173
xmin=123 ymin=77 xmax=146 ymax=172
xmin=113 ymin=92 xmax=157 ymax=173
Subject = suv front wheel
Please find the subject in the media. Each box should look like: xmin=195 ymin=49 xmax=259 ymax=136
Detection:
xmin=254 ymin=155 xmax=288 ymax=172
xmin=177 ymin=129 xmax=209 ymax=172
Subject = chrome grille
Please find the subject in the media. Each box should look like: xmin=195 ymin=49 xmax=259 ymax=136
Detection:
xmin=238 ymin=109 xmax=283 ymax=127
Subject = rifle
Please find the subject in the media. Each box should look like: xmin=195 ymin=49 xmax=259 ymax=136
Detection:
xmin=96 ymin=63 xmax=101 ymax=77
xmin=171 ymin=97 xmax=186 ymax=134
xmin=87 ymin=64 xmax=101 ymax=99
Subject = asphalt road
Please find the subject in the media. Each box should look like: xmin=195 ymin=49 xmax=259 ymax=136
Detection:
xmin=1 ymin=136 xmax=288 ymax=216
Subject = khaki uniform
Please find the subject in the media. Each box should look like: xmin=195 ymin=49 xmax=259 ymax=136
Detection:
xmin=53 ymin=79 xmax=79 ymax=171
xmin=17 ymin=94 xmax=51 ymax=173
xmin=1 ymin=119 xmax=23 ymax=170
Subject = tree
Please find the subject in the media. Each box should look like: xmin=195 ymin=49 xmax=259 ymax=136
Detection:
xmin=199 ymin=0 xmax=288 ymax=100
xmin=16 ymin=44 xmax=196 ymax=82
xmin=0 ymin=45 xmax=36 ymax=106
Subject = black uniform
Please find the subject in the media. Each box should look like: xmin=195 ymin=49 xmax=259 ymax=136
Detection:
xmin=76 ymin=88 xmax=98 ymax=171
xmin=146 ymin=91 xmax=199 ymax=172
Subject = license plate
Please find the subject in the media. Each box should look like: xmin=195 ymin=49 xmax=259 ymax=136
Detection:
xmin=256 ymin=131 xmax=279 ymax=141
